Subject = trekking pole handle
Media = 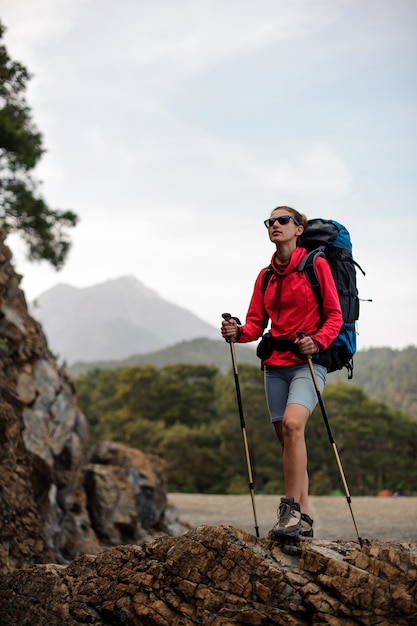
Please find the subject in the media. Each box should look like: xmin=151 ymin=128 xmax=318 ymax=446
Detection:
xmin=296 ymin=329 xmax=312 ymax=359
xmin=222 ymin=313 xmax=242 ymax=345
xmin=222 ymin=312 xmax=242 ymax=325
xmin=297 ymin=329 xmax=321 ymax=391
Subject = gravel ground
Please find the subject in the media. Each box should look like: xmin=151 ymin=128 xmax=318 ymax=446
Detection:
xmin=168 ymin=494 xmax=417 ymax=543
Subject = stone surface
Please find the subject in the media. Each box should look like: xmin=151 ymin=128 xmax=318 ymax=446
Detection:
xmin=0 ymin=230 xmax=185 ymax=574
xmin=84 ymin=440 xmax=173 ymax=546
xmin=0 ymin=229 xmax=103 ymax=571
xmin=88 ymin=440 xmax=167 ymax=533
xmin=0 ymin=525 xmax=416 ymax=625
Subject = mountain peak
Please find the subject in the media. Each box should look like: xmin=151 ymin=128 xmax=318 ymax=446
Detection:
xmin=97 ymin=275 xmax=159 ymax=298
xmin=30 ymin=275 xmax=218 ymax=364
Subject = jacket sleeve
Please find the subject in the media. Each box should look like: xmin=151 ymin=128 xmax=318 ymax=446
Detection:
xmin=236 ymin=269 xmax=268 ymax=343
xmin=312 ymin=256 xmax=343 ymax=350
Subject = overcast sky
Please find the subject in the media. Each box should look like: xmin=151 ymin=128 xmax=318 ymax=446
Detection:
xmin=2 ymin=0 xmax=416 ymax=349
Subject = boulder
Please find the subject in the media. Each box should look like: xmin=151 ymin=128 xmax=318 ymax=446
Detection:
xmin=88 ymin=440 xmax=167 ymax=530
xmin=84 ymin=440 xmax=185 ymax=545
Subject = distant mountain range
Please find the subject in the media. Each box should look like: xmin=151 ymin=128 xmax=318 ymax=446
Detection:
xmin=69 ymin=337 xmax=259 ymax=377
xmin=30 ymin=276 xmax=219 ymax=364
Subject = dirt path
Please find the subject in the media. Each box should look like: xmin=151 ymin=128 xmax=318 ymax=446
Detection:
xmin=168 ymin=494 xmax=417 ymax=543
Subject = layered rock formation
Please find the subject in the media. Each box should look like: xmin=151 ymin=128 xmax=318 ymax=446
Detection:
xmin=1 ymin=525 xmax=416 ymax=625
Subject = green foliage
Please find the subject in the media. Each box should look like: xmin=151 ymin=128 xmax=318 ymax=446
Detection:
xmin=157 ymin=423 xmax=224 ymax=493
xmin=69 ymin=342 xmax=417 ymax=422
xmin=76 ymin=365 xmax=157 ymax=443
xmin=306 ymin=383 xmax=417 ymax=495
xmin=329 ymin=346 xmax=417 ymax=419
xmin=152 ymin=363 xmax=219 ymax=428
xmin=0 ymin=21 xmax=78 ymax=267
xmin=76 ymin=362 xmax=417 ymax=495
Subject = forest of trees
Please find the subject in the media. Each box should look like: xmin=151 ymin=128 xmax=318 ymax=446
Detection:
xmin=70 ymin=341 xmax=417 ymax=421
xmin=76 ymin=362 xmax=417 ymax=496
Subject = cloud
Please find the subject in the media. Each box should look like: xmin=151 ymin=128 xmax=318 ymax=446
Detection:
xmin=265 ymin=144 xmax=352 ymax=194
xmin=1 ymin=0 xmax=87 ymax=60
xmin=3 ymin=0 xmax=344 ymax=78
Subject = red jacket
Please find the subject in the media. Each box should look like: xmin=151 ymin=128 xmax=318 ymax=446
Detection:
xmin=238 ymin=247 xmax=343 ymax=367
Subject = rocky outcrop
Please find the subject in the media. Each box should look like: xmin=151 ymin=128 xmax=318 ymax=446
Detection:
xmin=0 ymin=525 xmax=416 ymax=625
xmin=0 ymin=230 xmax=185 ymax=574
xmin=0 ymin=228 xmax=83 ymax=572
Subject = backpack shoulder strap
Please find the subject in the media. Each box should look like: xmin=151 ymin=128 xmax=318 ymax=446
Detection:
xmin=298 ymin=249 xmax=324 ymax=315
xmin=261 ymin=264 xmax=273 ymax=329
xmin=262 ymin=264 xmax=273 ymax=292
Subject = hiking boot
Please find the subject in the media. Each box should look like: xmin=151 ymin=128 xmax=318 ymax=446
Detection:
xmin=300 ymin=513 xmax=314 ymax=538
xmin=269 ymin=497 xmax=302 ymax=539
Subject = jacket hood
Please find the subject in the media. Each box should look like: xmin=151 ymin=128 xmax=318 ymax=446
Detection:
xmin=270 ymin=246 xmax=307 ymax=275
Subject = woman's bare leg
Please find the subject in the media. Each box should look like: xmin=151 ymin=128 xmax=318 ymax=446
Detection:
xmin=273 ymin=403 xmax=310 ymax=514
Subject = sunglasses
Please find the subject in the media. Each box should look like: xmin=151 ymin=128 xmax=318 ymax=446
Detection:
xmin=264 ymin=215 xmax=301 ymax=228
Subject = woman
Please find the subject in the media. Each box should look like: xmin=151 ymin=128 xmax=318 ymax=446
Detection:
xmin=221 ymin=205 xmax=343 ymax=538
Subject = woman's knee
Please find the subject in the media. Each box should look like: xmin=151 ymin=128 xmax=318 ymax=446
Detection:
xmin=282 ymin=419 xmax=303 ymax=442
xmin=282 ymin=405 xmax=309 ymax=440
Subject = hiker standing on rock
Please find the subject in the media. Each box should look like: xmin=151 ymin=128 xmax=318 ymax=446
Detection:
xmin=220 ymin=206 xmax=343 ymax=539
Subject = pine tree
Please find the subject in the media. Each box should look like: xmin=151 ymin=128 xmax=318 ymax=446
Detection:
xmin=0 ymin=21 xmax=78 ymax=268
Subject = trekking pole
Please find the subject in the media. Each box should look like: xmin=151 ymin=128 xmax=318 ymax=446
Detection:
xmin=222 ymin=313 xmax=260 ymax=538
xmin=297 ymin=330 xmax=363 ymax=547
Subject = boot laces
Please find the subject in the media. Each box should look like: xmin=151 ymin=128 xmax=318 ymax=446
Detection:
xmin=277 ymin=501 xmax=296 ymax=526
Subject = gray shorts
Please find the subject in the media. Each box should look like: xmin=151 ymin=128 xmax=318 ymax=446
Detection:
xmin=264 ymin=363 xmax=327 ymax=423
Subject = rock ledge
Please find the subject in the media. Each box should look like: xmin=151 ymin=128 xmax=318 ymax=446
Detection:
xmin=1 ymin=525 xmax=415 ymax=625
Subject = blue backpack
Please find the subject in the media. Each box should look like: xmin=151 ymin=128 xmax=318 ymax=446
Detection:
xmin=263 ymin=219 xmax=366 ymax=378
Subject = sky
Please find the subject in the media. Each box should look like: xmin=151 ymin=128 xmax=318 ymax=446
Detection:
xmin=1 ymin=0 xmax=417 ymax=350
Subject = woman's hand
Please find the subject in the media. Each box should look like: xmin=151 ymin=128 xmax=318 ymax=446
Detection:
xmin=221 ymin=318 xmax=239 ymax=342
xmin=294 ymin=334 xmax=318 ymax=356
